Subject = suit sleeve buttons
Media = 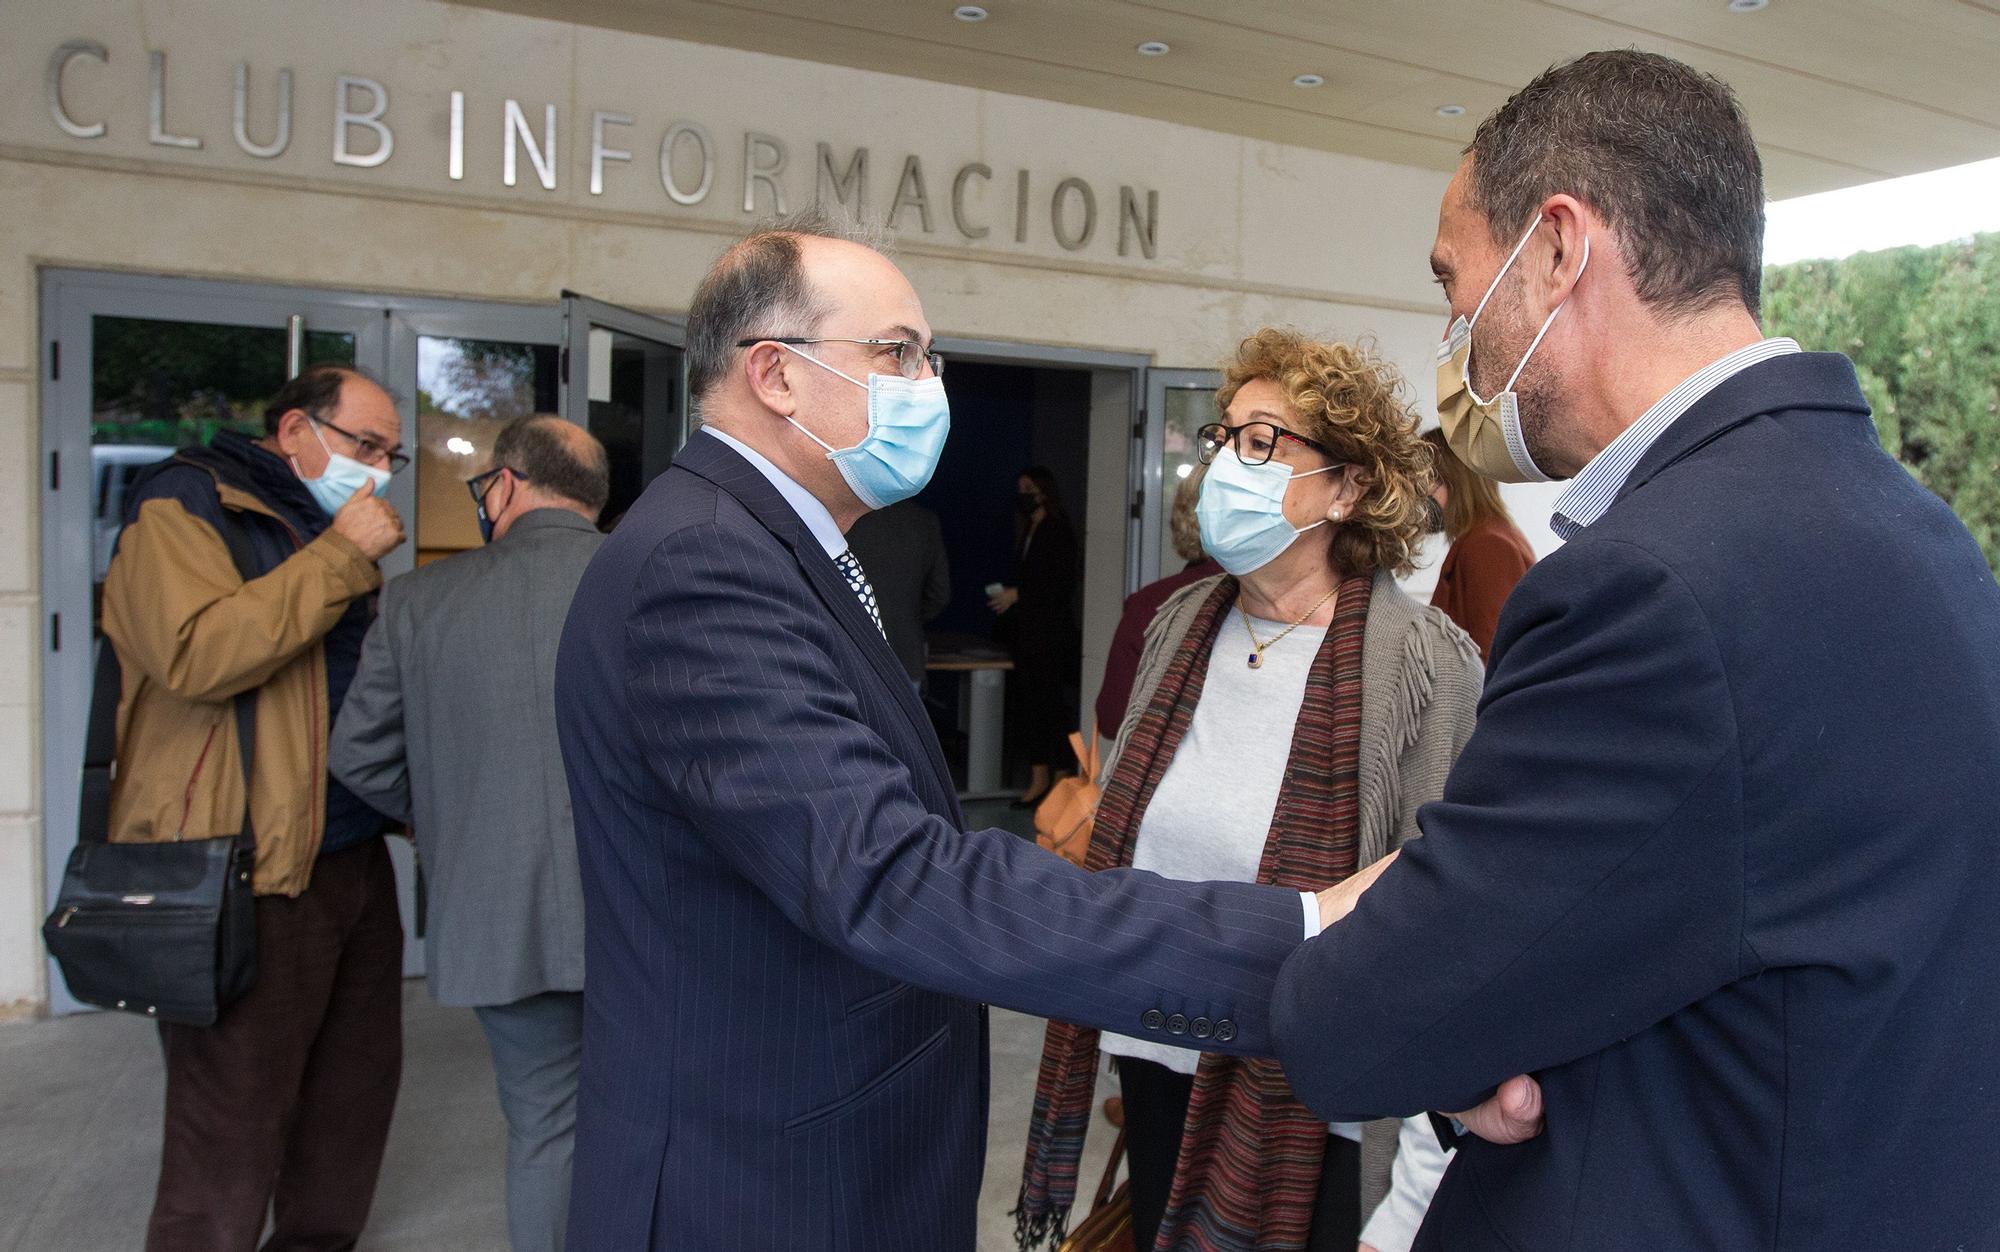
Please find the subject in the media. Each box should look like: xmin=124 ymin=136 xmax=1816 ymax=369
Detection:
xmin=1141 ymin=1009 xmax=1166 ymax=1031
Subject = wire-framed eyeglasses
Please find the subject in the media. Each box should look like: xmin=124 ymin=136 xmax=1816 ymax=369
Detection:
xmin=735 ymin=336 xmax=945 ymax=380
xmin=1196 ymin=421 xmax=1337 ymax=467
xmin=313 ymin=416 xmax=410 ymax=473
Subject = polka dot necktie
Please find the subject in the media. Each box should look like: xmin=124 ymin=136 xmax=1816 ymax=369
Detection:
xmin=832 ymin=548 xmax=886 ymax=640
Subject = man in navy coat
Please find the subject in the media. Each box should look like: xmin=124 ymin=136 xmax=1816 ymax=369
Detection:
xmin=1280 ymin=51 xmax=2000 ymax=1251
xmin=551 ymin=216 xmax=1516 ymax=1249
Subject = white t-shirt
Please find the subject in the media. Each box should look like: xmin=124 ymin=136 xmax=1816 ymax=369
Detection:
xmin=1099 ymin=610 xmax=1363 ymax=1143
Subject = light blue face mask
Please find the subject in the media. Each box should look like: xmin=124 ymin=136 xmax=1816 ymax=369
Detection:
xmin=294 ymin=419 xmax=392 ymax=517
xmin=780 ymin=345 xmax=950 ymax=509
xmin=1196 ymin=447 xmax=1342 ymax=576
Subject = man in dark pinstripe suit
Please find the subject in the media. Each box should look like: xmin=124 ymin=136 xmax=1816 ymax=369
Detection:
xmin=552 ymin=211 xmax=1338 ymax=1249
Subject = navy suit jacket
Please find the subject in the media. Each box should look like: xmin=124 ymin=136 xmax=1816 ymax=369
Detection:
xmin=1273 ymin=353 xmax=2000 ymax=1251
xmin=555 ymin=432 xmax=1304 ymax=1251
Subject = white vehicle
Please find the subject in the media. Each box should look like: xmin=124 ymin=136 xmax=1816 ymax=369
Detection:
xmin=92 ymin=444 xmax=177 ymax=582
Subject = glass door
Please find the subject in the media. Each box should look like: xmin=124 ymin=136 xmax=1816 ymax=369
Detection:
xmin=559 ymin=292 xmax=686 ymax=526
xmin=384 ymin=303 xmax=562 ymax=566
xmin=40 ymin=271 xmax=394 ymax=1011
xmin=1138 ymin=369 xmax=1222 ymax=587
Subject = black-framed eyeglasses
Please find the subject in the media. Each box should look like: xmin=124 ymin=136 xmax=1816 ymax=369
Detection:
xmin=313 ymin=416 xmax=410 ymax=473
xmin=735 ymin=336 xmax=945 ymax=380
xmin=1196 ymin=421 xmax=1337 ymax=468
xmin=465 ymin=465 xmax=527 ymax=505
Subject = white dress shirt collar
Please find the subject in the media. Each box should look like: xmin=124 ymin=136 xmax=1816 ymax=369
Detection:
xmin=1551 ymin=337 xmax=1800 ymax=540
xmin=701 ymin=426 xmax=847 ymax=558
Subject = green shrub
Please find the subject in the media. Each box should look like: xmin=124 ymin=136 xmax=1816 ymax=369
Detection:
xmin=1764 ymin=233 xmax=2000 ymax=575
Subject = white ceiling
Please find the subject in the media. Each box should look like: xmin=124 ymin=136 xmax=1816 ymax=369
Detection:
xmin=457 ymin=0 xmax=2000 ymax=199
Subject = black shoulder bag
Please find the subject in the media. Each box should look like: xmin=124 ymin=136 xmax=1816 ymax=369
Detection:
xmin=43 ymin=507 xmax=263 ymax=1026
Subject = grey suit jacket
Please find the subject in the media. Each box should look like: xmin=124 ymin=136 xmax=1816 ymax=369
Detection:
xmin=331 ymin=509 xmax=602 ymax=1007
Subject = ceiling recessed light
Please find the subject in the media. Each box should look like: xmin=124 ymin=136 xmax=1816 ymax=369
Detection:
xmin=1436 ymin=103 xmax=1467 ymax=118
xmin=1727 ymin=0 xmax=1768 ymax=10
xmin=953 ymin=4 xmax=988 ymax=20
xmin=1136 ymin=40 xmax=1171 ymax=56
xmin=1293 ymin=73 xmax=1325 ymax=88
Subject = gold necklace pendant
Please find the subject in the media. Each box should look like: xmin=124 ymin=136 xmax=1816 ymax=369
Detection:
xmin=1238 ymin=582 xmax=1338 ymax=671
xmin=1241 ymin=610 xmax=1271 ymax=668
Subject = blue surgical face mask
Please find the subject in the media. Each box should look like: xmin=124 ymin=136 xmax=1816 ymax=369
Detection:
xmin=779 ymin=345 xmax=950 ymax=509
xmin=294 ymin=420 xmax=392 ymax=517
xmin=1196 ymin=447 xmax=1342 ymax=576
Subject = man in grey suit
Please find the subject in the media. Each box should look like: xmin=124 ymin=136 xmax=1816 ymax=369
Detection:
xmin=331 ymin=414 xmax=609 ymax=1252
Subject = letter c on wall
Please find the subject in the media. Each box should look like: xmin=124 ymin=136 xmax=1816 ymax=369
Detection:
xmin=47 ymin=40 xmax=109 ymax=140
xmin=952 ymin=163 xmax=992 ymax=240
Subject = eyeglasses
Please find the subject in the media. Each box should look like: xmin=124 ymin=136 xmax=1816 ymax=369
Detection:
xmin=465 ymin=465 xmax=527 ymax=505
xmin=313 ymin=416 xmax=410 ymax=473
xmin=1196 ymin=421 xmax=1337 ymax=468
xmin=735 ymin=336 xmax=945 ymax=380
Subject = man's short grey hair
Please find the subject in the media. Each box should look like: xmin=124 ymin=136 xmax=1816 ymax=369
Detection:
xmin=1466 ymin=49 xmax=1766 ymax=319
xmin=684 ymin=207 xmax=885 ymax=404
xmin=492 ymin=414 xmax=610 ymax=517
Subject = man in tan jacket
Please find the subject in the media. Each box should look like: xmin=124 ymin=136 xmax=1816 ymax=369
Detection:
xmin=100 ymin=363 xmax=408 ymax=1252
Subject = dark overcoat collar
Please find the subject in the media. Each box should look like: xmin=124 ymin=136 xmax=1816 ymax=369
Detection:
xmin=1613 ymin=351 xmax=1872 ymax=511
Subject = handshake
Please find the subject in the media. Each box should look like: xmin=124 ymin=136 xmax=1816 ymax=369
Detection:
xmin=1316 ymin=851 xmax=1546 ymax=1147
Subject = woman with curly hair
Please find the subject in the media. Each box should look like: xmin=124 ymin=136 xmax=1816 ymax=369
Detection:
xmin=1018 ymin=329 xmax=1482 ymax=1252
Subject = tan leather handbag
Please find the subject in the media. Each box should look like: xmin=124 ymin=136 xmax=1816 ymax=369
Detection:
xmin=1034 ymin=729 xmax=1101 ymax=868
xmin=1059 ymin=1099 xmax=1135 ymax=1252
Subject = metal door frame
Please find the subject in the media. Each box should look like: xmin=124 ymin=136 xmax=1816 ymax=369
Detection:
xmin=383 ymin=299 xmax=562 ymax=564
xmin=38 ymin=269 xmax=393 ymax=1012
xmin=1139 ymin=367 xmax=1223 ymax=588
xmin=929 ymin=336 xmax=1150 ymax=594
xmin=560 ymin=292 xmax=690 ymax=482
xmin=37 ymin=272 xmax=574 ymax=1011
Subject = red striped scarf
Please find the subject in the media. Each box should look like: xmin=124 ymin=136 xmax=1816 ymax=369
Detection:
xmin=1016 ymin=571 xmax=1370 ymax=1252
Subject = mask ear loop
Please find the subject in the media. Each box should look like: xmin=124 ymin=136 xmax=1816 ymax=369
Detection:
xmin=1468 ymin=217 xmax=1546 ymax=328
xmin=1287 ymin=459 xmax=1349 ymax=534
xmin=1466 ymin=230 xmax=1592 ymax=406
xmin=290 ymin=415 xmax=335 ymax=480
xmin=773 ymin=341 xmax=867 ymax=457
xmin=774 ymin=341 xmax=865 ymax=388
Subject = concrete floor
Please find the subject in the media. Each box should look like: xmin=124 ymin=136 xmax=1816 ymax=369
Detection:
xmin=0 ymin=989 xmax=1113 ymax=1251
xmin=0 ymin=805 xmax=1118 ymax=1251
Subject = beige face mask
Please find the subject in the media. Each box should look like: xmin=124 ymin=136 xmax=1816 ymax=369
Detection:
xmin=1434 ymin=218 xmax=1590 ymax=483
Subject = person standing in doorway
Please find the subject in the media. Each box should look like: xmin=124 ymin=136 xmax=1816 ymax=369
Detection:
xmin=101 ymin=364 xmax=407 ymax=1252
xmin=331 ymin=414 xmax=610 ymax=1252
xmin=1419 ymin=429 xmax=1534 ymax=660
xmin=989 ymin=465 xmax=1082 ymax=807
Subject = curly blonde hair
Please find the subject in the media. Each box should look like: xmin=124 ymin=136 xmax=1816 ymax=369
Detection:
xmin=1215 ymin=328 xmax=1435 ymax=578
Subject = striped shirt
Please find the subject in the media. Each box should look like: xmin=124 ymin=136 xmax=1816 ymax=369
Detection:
xmin=1551 ymin=338 xmax=1800 ymax=540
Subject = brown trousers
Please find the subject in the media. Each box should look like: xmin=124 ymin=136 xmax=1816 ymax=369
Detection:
xmin=145 ymin=839 xmax=404 ymax=1252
